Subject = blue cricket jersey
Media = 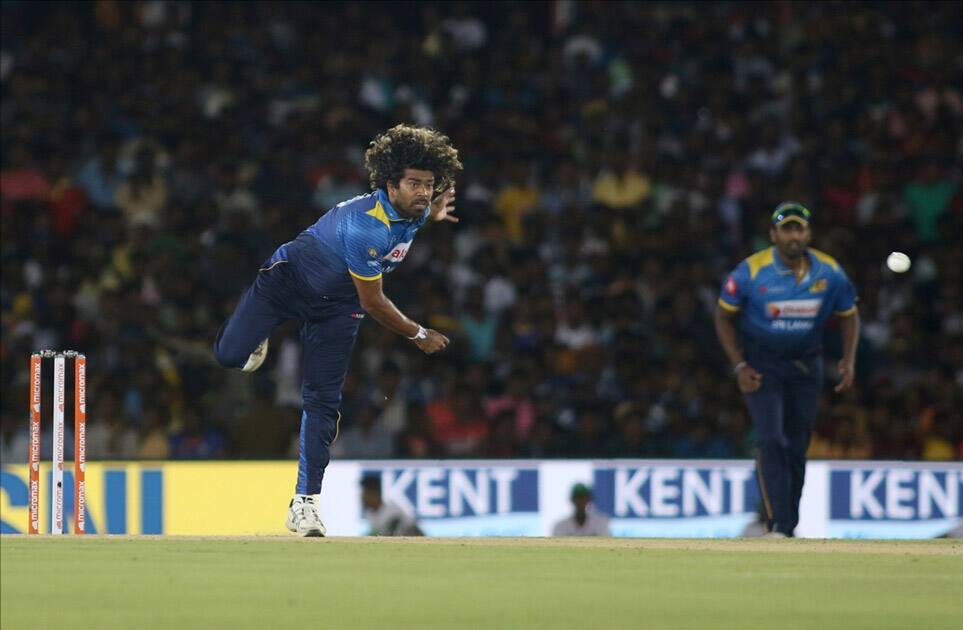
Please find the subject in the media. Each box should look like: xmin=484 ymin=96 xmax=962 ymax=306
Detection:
xmin=718 ymin=247 xmax=857 ymax=359
xmin=262 ymin=189 xmax=429 ymax=298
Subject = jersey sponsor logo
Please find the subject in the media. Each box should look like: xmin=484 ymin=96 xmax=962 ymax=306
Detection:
xmin=766 ymin=298 xmax=822 ymax=319
xmin=757 ymin=286 xmax=767 ymax=294
xmin=724 ymin=276 xmax=737 ymax=296
xmin=809 ymin=279 xmax=828 ymax=293
xmin=383 ymin=241 xmax=412 ymax=262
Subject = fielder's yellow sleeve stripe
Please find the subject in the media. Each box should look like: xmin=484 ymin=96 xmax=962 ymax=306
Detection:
xmin=349 ymin=270 xmax=382 ymax=282
xmin=835 ymin=306 xmax=857 ymax=317
xmin=717 ymin=298 xmax=740 ymax=312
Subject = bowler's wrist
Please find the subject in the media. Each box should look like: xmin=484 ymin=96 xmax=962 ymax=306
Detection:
xmin=407 ymin=325 xmax=428 ymax=341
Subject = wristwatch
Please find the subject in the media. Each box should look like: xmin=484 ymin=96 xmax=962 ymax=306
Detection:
xmin=408 ymin=325 xmax=428 ymax=341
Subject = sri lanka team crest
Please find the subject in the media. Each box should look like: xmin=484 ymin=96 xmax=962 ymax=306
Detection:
xmin=724 ymin=277 xmax=737 ymax=296
xmin=810 ymin=279 xmax=828 ymax=293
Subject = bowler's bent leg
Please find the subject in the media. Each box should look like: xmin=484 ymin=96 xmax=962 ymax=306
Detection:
xmin=214 ymin=265 xmax=293 ymax=368
xmin=295 ymin=311 xmax=362 ymax=494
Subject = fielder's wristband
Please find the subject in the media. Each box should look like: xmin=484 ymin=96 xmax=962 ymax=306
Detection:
xmin=408 ymin=325 xmax=428 ymax=341
xmin=733 ymin=361 xmax=748 ymax=375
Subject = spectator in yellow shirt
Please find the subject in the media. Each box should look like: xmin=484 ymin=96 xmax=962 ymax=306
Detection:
xmin=592 ymin=153 xmax=651 ymax=210
xmin=494 ymin=162 xmax=538 ymax=242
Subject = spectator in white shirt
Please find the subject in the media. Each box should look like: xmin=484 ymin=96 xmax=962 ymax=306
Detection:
xmin=361 ymin=475 xmax=424 ymax=536
xmin=552 ymin=483 xmax=611 ymax=537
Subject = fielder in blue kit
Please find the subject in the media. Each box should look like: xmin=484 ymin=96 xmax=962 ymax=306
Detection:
xmin=214 ymin=125 xmax=462 ymax=536
xmin=714 ymin=202 xmax=860 ymax=537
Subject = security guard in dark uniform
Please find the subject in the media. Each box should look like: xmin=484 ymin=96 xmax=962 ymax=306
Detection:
xmin=714 ymin=202 xmax=860 ymax=536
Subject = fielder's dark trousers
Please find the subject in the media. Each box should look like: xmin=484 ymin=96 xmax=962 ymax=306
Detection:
xmin=743 ymin=351 xmax=822 ymax=536
xmin=213 ymin=249 xmax=362 ymax=495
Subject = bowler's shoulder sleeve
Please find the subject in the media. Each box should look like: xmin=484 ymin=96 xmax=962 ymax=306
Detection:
xmin=811 ymin=249 xmax=857 ymax=315
xmin=831 ymin=264 xmax=858 ymax=316
xmin=342 ymin=208 xmax=390 ymax=282
xmin=718 ymin=260 xmax=750 ymax=312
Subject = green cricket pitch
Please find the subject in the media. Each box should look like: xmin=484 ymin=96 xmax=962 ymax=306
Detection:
xmin=2 ymin=536 xmax=961 ymax=629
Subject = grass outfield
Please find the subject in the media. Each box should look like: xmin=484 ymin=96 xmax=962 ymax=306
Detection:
xmin=2 ymin=537 xmax=961 ymax=629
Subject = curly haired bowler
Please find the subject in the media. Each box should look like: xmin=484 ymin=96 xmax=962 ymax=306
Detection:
xmin=364 ymin=124 xmax=463 ymax=194
xmin=213 ymin=124 xmax=460 ymax=535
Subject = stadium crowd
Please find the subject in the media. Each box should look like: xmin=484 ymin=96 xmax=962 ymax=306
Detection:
xmin=2 ymin=1 xmax=961 ymax=464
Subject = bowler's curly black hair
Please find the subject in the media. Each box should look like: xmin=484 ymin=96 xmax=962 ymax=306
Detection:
xmin=364 ymin=124 xmax=463 ymax=194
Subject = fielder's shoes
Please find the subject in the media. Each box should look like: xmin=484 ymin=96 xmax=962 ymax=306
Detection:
xmin=241 ymin=338 xmax=269 ymax=372
xmin=285 ymin=494 xmax=326 ymax=537
xmin=762 ymin=531 xmax=788 ymax=539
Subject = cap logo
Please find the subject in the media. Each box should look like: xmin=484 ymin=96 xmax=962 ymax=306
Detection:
xmin=772 ymin=202 xmax=811 ymax=226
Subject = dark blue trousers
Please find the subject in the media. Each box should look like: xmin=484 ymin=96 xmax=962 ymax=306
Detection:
xmin=743 ymin=351 xmax=822 ymax=536
xmin=214 ymin=255 xmax=362 ymax=495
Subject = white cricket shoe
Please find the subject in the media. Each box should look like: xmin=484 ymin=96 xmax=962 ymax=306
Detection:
xmin=241 ymin=338 xmax=269 ymax=372
xmin=285 ymin=494 xmax=326 ymax=537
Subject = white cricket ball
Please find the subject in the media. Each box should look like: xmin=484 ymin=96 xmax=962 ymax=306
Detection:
xmin=886 ymin=252 xmax=911 ymax=273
